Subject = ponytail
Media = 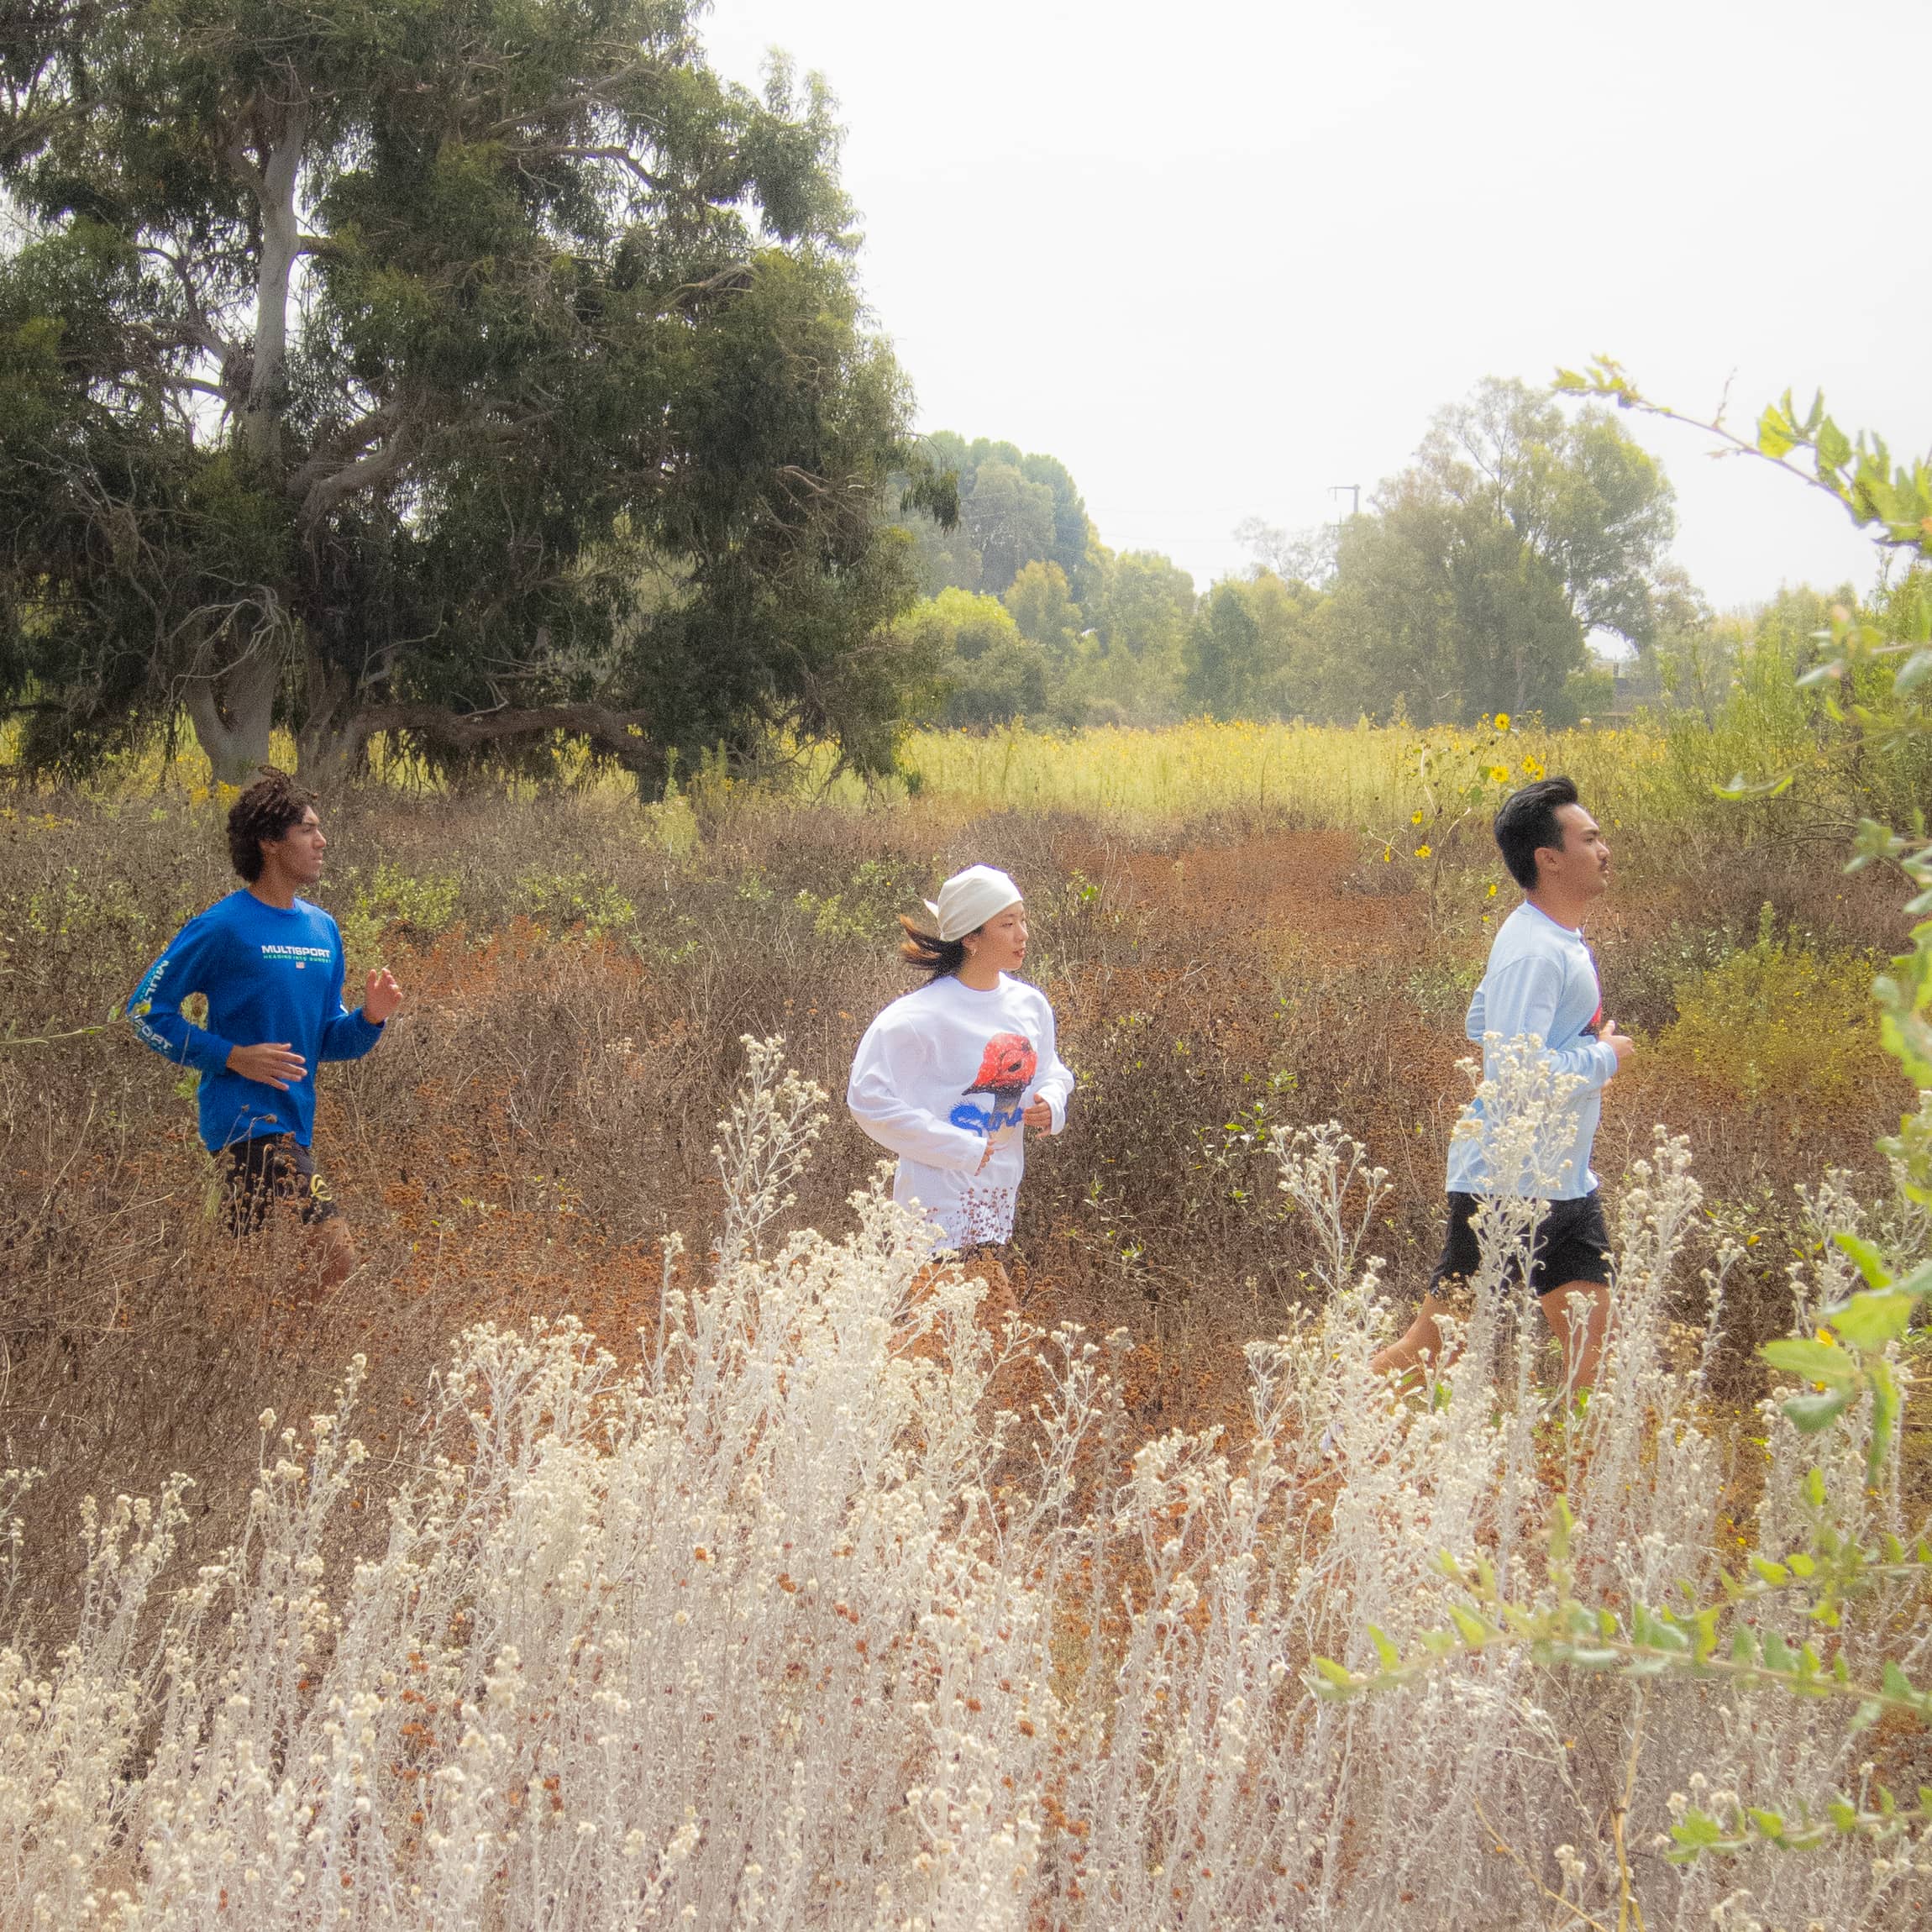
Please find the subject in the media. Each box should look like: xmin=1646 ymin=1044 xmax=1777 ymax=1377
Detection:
xmin=897 ymin=914 xmax=967 ymax=978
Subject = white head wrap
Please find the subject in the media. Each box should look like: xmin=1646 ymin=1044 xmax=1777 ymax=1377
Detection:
xmin=923 ymin=864 xmax=1022 ymax=942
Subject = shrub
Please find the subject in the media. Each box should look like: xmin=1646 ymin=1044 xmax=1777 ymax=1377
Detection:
xmin=1659 ymin=906 xmax=1889 ymax=1102
xmin=1 ymin=1042 xmax=1923 ymax=1928
xmin=516 ymin=868 xmax=639 ymax=940
xmin=336 ymin=863 xmax=463 ymax=974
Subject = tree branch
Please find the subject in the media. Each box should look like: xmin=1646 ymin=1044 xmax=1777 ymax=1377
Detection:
xmin=286 ymin=404 xmax=402 ymax=500
xmin=348 ymin=702 xmax=662 ymax=771
xmin=295 ymin=429 xmax=412 ymax=531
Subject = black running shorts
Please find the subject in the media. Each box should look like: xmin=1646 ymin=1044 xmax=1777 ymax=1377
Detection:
xmin=1429 ymin=1189 xmax=1612 ymax=1299
xmin=224 ymin=1133 xmax=339 ymax=1232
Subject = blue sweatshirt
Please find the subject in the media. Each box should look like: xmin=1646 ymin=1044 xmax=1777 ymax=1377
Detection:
xmin=128 ymin=890 xmax=385 ymax=1150
xmin=1444 ymin=900 xmax=1620 ymax=1200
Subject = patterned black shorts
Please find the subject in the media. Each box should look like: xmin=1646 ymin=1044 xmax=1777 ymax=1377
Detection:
xmin=224 ymin=1134 xmax=339 ymax=1233
xmin=1429 ymin=1189 xmax=1612 ymax=1299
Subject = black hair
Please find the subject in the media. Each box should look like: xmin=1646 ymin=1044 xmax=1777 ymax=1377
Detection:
xmin=897 ymin=915 xmax=968 ymax=978
xmin=227 ymin=767 xmax=318 ymax=881
xmin=1493 ymin=774 xmax=1581 ymax=890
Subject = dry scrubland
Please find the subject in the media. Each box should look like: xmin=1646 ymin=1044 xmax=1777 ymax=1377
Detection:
xmin=0 ymin=718 xmax=1928 ymax=1929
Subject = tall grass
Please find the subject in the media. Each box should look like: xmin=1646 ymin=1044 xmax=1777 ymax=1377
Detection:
xmin=885 ymin=690 xmax=1922 ymax=844
xmin=0 ymin=1042 xmax=1921 ymax=1928
xmin=10 ymin=645 xmax=1921 ymax=853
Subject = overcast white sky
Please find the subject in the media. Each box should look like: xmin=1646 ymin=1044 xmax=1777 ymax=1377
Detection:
xmin=704 ymin=0 xmax=1929 ymax=611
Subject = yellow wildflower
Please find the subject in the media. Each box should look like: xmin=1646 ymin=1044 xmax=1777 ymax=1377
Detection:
xmin=1494 ymin=712 xmax=1511 ymax=732
xmin=1415 ymin=844 xmax=1431 ymax=859
xmin=1487 ymin=882 xmax=1498 ymax=897
xmin=1488 ymin=764 xmax=1509 ymax=783
xmin=1410 ymin=810 xmax=1424 ymax=825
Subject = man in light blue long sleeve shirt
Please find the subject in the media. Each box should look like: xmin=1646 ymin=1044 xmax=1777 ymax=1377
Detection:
xmin=1373 ymin=777 xmax=1633 ymax=1393
xmin=129 ymin=769 xmax=402 ymax=1289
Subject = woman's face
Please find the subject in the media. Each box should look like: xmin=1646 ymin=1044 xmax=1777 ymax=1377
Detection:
xmin=964 ymin=901 xmax=1027 ymax=974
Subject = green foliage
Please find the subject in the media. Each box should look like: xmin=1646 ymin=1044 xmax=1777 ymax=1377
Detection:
xmin=909 ymin=434 xmax=1101 ymax=600
xmin=1657 ymin=906 xmax=1888 ymax=1104
xmin=1179 ymin=573 xmax=1323 ymax=720
xmin=895 ymin=587 xmax=1049 ymax=730
xmin=517 ymin=870 xmax=638 ymax=941
xmin=1003 ymin=560 xmax=1082 ymax=658
xmin=335 ymin=863 xmax=461 ymax=975
xmin=1315 ymin=380 xmax=1676 ymax=727
xmin=0 ymin=2 xmax=927 ymax=785
xmin=900 ymin=380 xmax=1677 ymax=734
xmin=790 ymin=858 xmax=913 ymax=945
xmin=1084 ymin=549 xmax=1197 ymax=723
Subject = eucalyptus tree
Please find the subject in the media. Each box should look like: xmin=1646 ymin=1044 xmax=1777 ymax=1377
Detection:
xmin=1308 ymin=379 xmax=1677 ymax=725
xmin=0 ymin=0 xmax=936 ymax=782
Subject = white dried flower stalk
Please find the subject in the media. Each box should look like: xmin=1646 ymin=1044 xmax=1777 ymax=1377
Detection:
xmin=0 ymin=1039 xmax=1919 ymax=1928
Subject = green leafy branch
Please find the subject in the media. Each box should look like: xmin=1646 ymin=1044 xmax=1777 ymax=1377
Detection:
xmin=1312 ymin=1494 xmax=1932 ymax=1703
xmin=1764 ymin=1230 xmax=1927 ymax=1488
xmin=1665 ymin=1786 xmax=1932 ymax=1862
xmin=1555 ymin=364 xmax=1932 ymax=1206
xmin=1553 ymin=356 xmax=1932 ymax=563
xmin=1310 ymin=1490 xmax=1932 ymax=1866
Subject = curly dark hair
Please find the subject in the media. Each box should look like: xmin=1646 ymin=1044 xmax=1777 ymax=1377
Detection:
xmin=227 ymin=768 xmax=318 ymax=881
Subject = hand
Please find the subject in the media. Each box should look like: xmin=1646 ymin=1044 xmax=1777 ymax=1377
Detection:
xmin=364 ymin=966 xmax=403 ymax=1024
xmin=1021 ymin=1097 xmax=1054 ymax=1131
xmin=228 ymin=1041 xmax=307 ymax=1090
xmin=1600 ymin=1018 xmax=1635 ymax=1068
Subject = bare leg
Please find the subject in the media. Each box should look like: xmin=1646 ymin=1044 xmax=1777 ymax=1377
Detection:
xmin=1540 ymin=1281 xmax=1609 ymax=1395
xmin=312 ymin=1216 xmax=357 ymax=1295
xmin=1369 ymin=1293 xmax=1458 ymax=1389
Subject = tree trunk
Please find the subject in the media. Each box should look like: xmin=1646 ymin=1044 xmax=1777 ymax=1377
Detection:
xmin=182 ymin=647 xmax=281 ymax=785
xmin=296 ymin=655 xmax=371 ymax=788
xmin=239 ymin=103 xmax=309 ymax=474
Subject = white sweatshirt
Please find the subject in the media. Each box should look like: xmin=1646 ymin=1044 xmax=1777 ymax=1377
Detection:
xmin=847 ymin=972 xmax=1074 ymax=1248
xmin=1445 ymin=900 xmax=1620 ymax=1200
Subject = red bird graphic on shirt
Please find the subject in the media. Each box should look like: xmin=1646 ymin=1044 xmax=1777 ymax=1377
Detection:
xmin=963 ymin=1032 xmax=1037 ymax=1112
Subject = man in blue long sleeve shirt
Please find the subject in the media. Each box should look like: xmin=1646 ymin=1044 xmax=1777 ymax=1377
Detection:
xmin=129 ymin=769 xmax=403 ymax=1289
xmin=1372 ymin=776 xmax=1633 ymax=1394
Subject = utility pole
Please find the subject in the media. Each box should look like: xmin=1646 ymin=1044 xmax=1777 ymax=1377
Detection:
xmin=1328 ymin=483 xmax=1361 ymax=519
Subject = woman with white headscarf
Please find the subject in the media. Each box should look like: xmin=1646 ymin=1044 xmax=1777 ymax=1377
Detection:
xmin=847 ymin=864 xmax=1074 ymax=1252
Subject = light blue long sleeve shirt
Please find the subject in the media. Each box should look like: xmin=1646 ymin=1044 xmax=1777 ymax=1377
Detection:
xmin=128 ymin=890 xmax=384 ymax=1150
xmin=1444 ymin=900 xmax=1619 ymax=1200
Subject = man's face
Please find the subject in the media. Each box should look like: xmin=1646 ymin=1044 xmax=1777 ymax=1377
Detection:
xmin=265 ymin=806 xmax=328 ymax=885
xmin=1539 ymin=801 xmax=1610 ymax=900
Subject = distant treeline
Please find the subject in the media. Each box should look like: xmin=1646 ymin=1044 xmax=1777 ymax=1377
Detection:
xmin=895 ymin=380 xmax=1846 ymax=733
